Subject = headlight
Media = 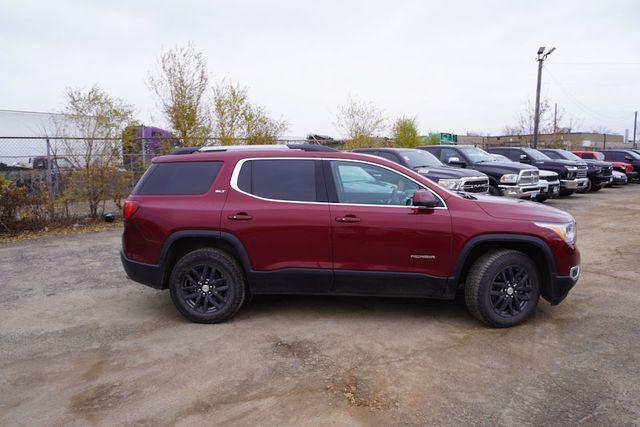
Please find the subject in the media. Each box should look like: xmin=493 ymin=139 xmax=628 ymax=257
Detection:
xmin=437 ymin=178 xmax=461 ymax=190
xmin=535 ymin=221 xmax=576 ymax=245
xmin=500 ymin=173 xmax=518 ymax=184
xmin=566 ymin=166 xmax=578 ymax=171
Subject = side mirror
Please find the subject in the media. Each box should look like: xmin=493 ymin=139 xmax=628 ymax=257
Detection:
xmin=519 ymin=154 xmax=531 ymax=163
xmin=412 ymin=189 xmax=439 ymax=208
xmin=448 ymin=157 xmax=466 ymax=167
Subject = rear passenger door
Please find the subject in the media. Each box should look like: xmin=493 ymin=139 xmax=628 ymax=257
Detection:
xmin=221 ymin=158 xmax=333 ymax=293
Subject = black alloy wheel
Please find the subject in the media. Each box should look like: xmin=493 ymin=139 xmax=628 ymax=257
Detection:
xmin=179 ymin=265 xmax=230 ymax=314
xmin=489 ymin=266 xmax=533 ymax=317
xmin=169 ymin=248 xmax=246 ymax=323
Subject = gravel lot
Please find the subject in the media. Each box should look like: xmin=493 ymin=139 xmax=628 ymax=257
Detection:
xmin=1 ymin=185 xmax=639 ymax=426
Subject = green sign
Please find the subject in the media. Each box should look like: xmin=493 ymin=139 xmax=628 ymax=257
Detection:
xmin=440 ymin=133 xmax=458 ymax=143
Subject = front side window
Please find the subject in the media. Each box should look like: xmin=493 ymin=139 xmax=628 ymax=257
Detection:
xmin=329 ymin=160 xmax=425 ymax=206
xmin=459 ymin=147 xmax=495 ymax=163
xmin=237 ymin=159 xmax=320 ymax=202
xmin=399 ymin=149 xmax=443 ymax=168
xmin=522 ymin=148 xmax=551 ymax=161
xmin=440 ymin=148 xmax=461 ymax=163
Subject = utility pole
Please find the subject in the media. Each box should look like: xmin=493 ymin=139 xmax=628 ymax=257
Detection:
xmin=553 ymin=103 xmax=557 ymax=133
xmin=632 ymin=111 xmax=637 ymax=149
xmin=533 ymin=46 xmax=555 ymax=148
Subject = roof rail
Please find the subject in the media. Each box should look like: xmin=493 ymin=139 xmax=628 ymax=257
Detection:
xmin=170 ymin=143 xmax=339 ymax=155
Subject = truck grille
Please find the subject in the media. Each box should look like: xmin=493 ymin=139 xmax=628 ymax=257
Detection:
xmin=460 ymin=177 xmax=489 ymax=193
xmin=602 ymin=166 xmax=613 ymax=177
xmin=577 ymin=166 xmax=588 ymax=179
xmin=518 ymin=170 xmax=539 ymax=186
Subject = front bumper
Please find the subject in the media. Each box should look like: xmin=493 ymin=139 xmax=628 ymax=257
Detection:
xmin=498 ymin=184 xmax=540 ymax=199
xmin=560 ymin=178 xmax=589 ymax=190
xmin=120 ymin=251 xmax=165 ymax=289
xmin=547 ymin=265 xmax=580 ymax=305
xmin=538 ymin=179 xmax=561 ymax=198
xmin=593 ymin=174 xmax=613 ymax=186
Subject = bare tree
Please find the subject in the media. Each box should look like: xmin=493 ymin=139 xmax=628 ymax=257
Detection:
xmin=503 ymin=98 xmax=555 ymax=136
xmin=58 ymin=85 xmax=134 ymax=218
xmin=335 ymin=98 xmax=386 ymax=149
xmin=213 ymin=81 xmax=288 ymax=145
xmin=149 ymin=44 xmax=211 ymax=145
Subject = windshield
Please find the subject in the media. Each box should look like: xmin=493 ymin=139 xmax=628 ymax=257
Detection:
xmin=459 ymin=147 xmax=496 ymax=163
xmin=543 ymin=150 xmax=562 ymax=160
xmin=522 ymin=148 xmax=551 ymax=161
xmin=557 ymin=150 xmax=582 ymax=161
xmin=399 ymin=150 xmax=443 ymax=168
xmin=624 ymin=151 xmax=640 ymax=160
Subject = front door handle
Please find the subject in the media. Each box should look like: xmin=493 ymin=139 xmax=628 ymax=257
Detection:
xmin=335 ymin=215 xmax=361 ymax=223
xmin=228 ymin=212 xmax=253 ymax=221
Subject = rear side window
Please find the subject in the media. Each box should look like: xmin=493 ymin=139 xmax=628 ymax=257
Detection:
xmin=237 ymin=159 xmax=323 ymax=202
xmin=133 ymin=161 xmax=222 ymax=195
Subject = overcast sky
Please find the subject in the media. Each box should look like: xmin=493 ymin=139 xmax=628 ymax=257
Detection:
xmin=1 ymin=0 xmax=639 ymax=138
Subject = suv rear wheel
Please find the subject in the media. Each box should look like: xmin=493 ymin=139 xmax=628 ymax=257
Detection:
xmin=169 ymin=248 xmax=246 ymax=323
xmin=464 ymin=249 xmax=540 ymax=327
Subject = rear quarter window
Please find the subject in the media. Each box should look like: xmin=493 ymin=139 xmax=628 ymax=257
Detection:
xmin=133 ymin=161 xmax=222 ymax=195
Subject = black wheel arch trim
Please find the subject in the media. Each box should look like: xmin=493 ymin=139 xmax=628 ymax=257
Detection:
xmin=453 ymin=234 xmax=557 ymax=281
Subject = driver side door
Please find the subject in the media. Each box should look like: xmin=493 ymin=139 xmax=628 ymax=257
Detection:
xmin=326 ymin=159 xmax=453 ymax=297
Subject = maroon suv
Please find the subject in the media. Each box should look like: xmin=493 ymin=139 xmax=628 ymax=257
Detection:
xmin=121 ymin=145 xmax=581 ymax=327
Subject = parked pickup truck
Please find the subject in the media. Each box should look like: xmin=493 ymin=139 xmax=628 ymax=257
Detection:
xmin=0 ymin=156 xmax=74 ymax=190
xmin=572 ymin=150 xmax=635 ymax=181
xmin=121 ymin=144 xmax=580 ymax=328
xmin=489 ymin=153 xmax=559 ymax=202
xmin=487 ymin=147 xmax=588 ymax=196
xmin=418 ymin=145 xmax=539 ymax=199
xmin=352 ymin=148 xmax=490 ymax=194
xmin=540 ymin=148 xmax=613 ymax=192
xmin=598 ymin=150 xmax=640 ymax=182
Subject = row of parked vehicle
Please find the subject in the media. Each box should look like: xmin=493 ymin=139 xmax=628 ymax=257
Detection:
xmin=353 ymin=146 xmax=640 ymax=202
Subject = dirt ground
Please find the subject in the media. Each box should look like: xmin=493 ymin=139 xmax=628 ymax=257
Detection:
xmin=1 ymin=185 xmax=639 ymax=426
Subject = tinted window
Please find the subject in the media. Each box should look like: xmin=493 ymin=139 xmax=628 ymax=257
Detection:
xmin=237 ymin=159 xmax=319 ymax=202
xmin=542 ymin=150 xmax=562 ymax=159
xmin=329 ymin=161 xmax=426 ymax=206
xmin=133 ymin=162 xmax=222 ymax=195
xmin=398 ymin=150 xmax=443 ymax=168
xmin=440 ymin=147 xmax=461 ymax=163
xmin=522 ymin=148 xmax=550 ymax=161
xmin=459 ymin=147 xmax=495 ymax=163
xmin=374 ymin=151 xmax=401 ymax=163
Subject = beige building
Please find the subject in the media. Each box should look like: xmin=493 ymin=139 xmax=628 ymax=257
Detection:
xmin=481 ymin=132 xmax=626 ymax=150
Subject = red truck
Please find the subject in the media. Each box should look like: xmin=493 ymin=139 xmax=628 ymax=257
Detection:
xmin=121 ymin=145 xmax=580 ymax=328
xmin=572 ymin=150 xmax=636 ymax=181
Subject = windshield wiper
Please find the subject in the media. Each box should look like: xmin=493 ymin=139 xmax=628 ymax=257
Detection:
xmin=456 ymin=191 xmax=477 ymax=200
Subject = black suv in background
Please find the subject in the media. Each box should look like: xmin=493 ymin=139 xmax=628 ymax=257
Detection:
xmin=419 ymin=145 xmax=540 ymax=198
xmin=487 ymin=147 xmax=588 ymax=196
xmin=598 ymin=150 xmax=640 ymax=181
xmin=540 ymin=148 xmax=613 ymax=192
xmin=352 ymin=148 xmax=490 ymax=194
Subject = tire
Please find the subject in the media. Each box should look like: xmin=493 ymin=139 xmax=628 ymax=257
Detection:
xmin=591 ymin=183 xmax=602 ymax=192
xmin=560 ymin=189 xmax=574 ymax=197
xmin=464 ymin=249 xmax=540 ymax=328
xmin=169 ymin=248 xmax=246 ymax=323
xmin=583 ymin=179 xmax=593 ymax=192
xmin=535 ymin=194 xmax=548 ymax=203
xmin=488 ymin=183 xmax=501 ymax=196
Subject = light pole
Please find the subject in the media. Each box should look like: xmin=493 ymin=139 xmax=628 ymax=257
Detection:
xmin=533 ymin=46 xmax=555 ymax=148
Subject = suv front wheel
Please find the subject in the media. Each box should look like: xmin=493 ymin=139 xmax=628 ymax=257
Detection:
xmin=169 ymin=248 xmax=246 ymax=323
xmin=464 ymin=249 xmax=540 ymax=327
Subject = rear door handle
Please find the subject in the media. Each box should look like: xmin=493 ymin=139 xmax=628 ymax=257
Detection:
xmin=228 ymin=212 xmax=253 ymax=221
xmin=335 ymin=215 xmax=361 ymax=223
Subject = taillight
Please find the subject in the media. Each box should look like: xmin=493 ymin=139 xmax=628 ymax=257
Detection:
xmin=123 ymin=201 xmax=139 ymax=221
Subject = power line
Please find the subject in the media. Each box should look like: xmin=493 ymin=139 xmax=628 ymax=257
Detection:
xmin=544 ymin=65 xmax=626 ymax=124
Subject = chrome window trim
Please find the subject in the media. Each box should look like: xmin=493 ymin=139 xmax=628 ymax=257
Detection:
xmin=229 ymin=157 xmax=448 ymax=210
